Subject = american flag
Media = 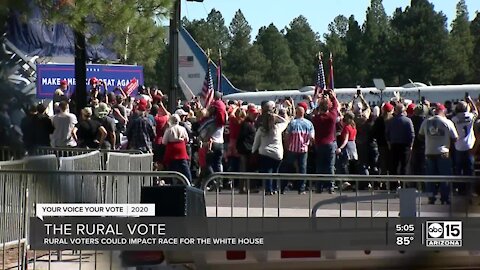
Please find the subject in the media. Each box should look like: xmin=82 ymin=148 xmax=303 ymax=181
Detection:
xmin=202 ymin=60 xmax=214 ymax=108
xmin=179 ymin=56 xmax=194 ymax=67
xmin=124 ymin=78 xmax=139 ymax=96
xmin=327 ymin=52 xmax=334 ymax=90
xmin=314 ymin=53 xmax=326 ymax=98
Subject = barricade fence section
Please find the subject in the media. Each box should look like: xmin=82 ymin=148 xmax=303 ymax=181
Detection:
xmin=0 ymin=145 xmax=144 ymax=167
xmin=0 ymin=170 xmax=190 ymax=270
xmin=196 ymin=173 xmax=480 ymax=269
xmin=0 ymin=150 xmax=154 ymax=270
xmin=203 ymin=173 xmax=479 ymax=218
xmin=106 ymin=152 xmax=154 ymax=204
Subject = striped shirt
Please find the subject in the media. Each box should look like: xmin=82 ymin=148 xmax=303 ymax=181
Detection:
xmin=287 ymin=118 xmax=314 ymax=153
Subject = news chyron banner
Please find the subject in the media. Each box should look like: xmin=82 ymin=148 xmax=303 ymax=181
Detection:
xmin=36 ymin=64 xmax=144 ymax=99
xmin=29 ymin=204 xmax=480 ymax=250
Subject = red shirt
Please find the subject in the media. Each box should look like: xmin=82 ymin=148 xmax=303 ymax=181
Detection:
xmin=163 ymin=141 xmax=189 ymax=166
xmin=154 ymin=114 xmax=168 ymax=145
xmin=229 ymin=117 xmax=242 ymax=140
xmin=312 ymin=99 xmax=338 ymax=145
xmin=211 ymin=100 xmax=226 ymax=127
xmin=198 ymin=146 xmax=208 ymax=168
xmin=341 ymin=124 xmax=357 ymax=142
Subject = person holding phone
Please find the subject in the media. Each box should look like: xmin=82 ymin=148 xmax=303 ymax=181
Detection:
xmin=451 ymin=94 xmax=478 ymax=191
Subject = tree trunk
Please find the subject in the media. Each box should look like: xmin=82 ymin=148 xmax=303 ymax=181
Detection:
xmin=73 ymin=29 xmax=87 ymax=117
xmin=168 ymin=0 xmax=180 ymax=112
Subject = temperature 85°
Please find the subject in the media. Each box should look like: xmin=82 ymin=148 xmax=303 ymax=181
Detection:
xmin=396 ymin=236 xmax=414 ymax=246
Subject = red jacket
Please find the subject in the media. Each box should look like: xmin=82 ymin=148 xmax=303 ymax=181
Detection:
xmin=163 ymin=140 xmax=189 ymax=166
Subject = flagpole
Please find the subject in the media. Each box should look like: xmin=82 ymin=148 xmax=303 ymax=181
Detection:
xmin=328 ymin=52 xmax=334 ymax=91
xmin=218 ymin=48 xmax=222 ymax=93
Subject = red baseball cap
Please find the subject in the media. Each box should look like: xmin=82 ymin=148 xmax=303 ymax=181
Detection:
xmin=435 ymin=103 xmax=446 ymax=112
xmin=89 ymin=77 xmax=98 ymax=85
xmin=247 ymin=107 xmax=258 ymax=115
xmin=406 ymin=103 xmax=416 ymax=115
xmin=383 ymin=102 xmax=394 ymax=113
xmin=137 ymin=99 xmax=148 ymax=111
xmin=297 ymin=102 xmax=308 ymax=112
xmin=60 ymin=79 xmax=68 ymax=86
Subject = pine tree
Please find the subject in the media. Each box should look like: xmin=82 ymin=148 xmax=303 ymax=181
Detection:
xmin=224 ymin=9 xmax=255 ymax=89
xmin=324 ymin=15 xmax=348 ymax=87
xmin=449 ymin=0 xmax=474 ymax=83
xmin=345 ymin=15 xmax=368 ymax=85
xmin=470 ymin=12 xmax=480 ymax=83
xmin=362 ymin=0 xmax=393 ymax=84
xmin=183 ymin=9 xmax=229 ymax=60
xmin=254 ymin=24 xmax=301 ymax=89
xmin=243 ymin=44 xmax=270 ymax=90
xmin=284 ymin=15 xmax=321 ymax=86
xmin=390 ymin=0 xmax=451 ymax=84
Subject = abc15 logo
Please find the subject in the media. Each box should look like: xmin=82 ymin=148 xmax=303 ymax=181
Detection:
xmin=426 ymin=221 xmax=462 ymax=240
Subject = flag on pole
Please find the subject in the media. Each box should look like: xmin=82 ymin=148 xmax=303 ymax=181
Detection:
xmin=124 ymin=78 xmax=139 ymax=96
xmin=217 ymin=49 xmax=222 ymax=93
xmin=327 ymin=52 xmax=334 ymax=91
xmin=202 ymin=49 xmax=215 ymax=108
xmin=314 ymin=52 xmax=326 ymax=98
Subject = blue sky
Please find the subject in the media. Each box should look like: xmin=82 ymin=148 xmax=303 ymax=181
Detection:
xmin=181 ymin=0 xmax=480 ymax=41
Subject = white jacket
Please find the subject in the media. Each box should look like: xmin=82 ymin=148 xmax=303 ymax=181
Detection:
xmin=252 ymin=116 xmax=289 ymax=160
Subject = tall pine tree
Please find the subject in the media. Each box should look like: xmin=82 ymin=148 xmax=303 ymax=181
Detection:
xmin=390 ymin=0 xmax=451 ymax=84
xmin=182 ymin=9 xmax=229 ymax=60
xmin=449 ymin=0 xmax=474 ymax=83
xmin=324 ymin=15 xmax=348 ymax=87
xmin=284 ymin=16 xmax=321 ymax=86
xmin=470 ymin=12 xmax=480 ymax=83
xmin=362 ymin=0 xmax=393 ymax=84
xmin=345 ymin=15 xmax=368 ymax=86
xmin=224 ymin=10 xmax=251 ymax=89
xmin=255 ymin=24 xmax=301 ymax=89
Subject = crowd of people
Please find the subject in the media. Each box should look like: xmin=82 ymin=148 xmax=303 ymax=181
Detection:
xmin=1 ymin=78 xmax=480 ymax=205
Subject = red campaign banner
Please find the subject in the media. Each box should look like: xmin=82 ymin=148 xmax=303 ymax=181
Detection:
xmin=124 ymin=78 xmax=139 ymax=96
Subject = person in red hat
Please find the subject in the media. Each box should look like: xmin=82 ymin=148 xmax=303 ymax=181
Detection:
xmin=226 ymin=105 xmax=245 ymax=175
xmin=125 ymin=98 xmax=155 ymax=153
xmin=406 ymin=103 xmax=416 ymax=117
xmin=89 ymin=77 xmax=108 ymax=103
xmin=419 ymin=102 xmax=459 ymax=205
xmin=53 ymin=79 xmax=69 ymax=103
xmin=385 ymin=103 xmax=414 ymax=189
xmin=371 ymin=102 xmax=395 ymax=180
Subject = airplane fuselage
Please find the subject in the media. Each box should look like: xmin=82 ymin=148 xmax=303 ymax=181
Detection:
xmin=223 ymin=84 xmax=480 ymax=105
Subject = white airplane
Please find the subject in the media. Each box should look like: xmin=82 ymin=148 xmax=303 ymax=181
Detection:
xmin=178 ymin=26 xmax=480 ymax=105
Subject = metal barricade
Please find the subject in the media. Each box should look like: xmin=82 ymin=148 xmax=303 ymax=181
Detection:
xmin=0 ymin=146 xmax=24 ymax=161
xmin=35 ymin=146 xmax=144 ymax=169
xmin=0 ymin=170 xmax=190 ymax=270
xmin=197 ymin=173 xmax=480 ymax=269
xmin=203 ymin=173 xmax=479 ymax=218
xmin=105 ymin=152 xmax=154 ymax=204
xmin=58 ymin=151 xmax=103 ymax=203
